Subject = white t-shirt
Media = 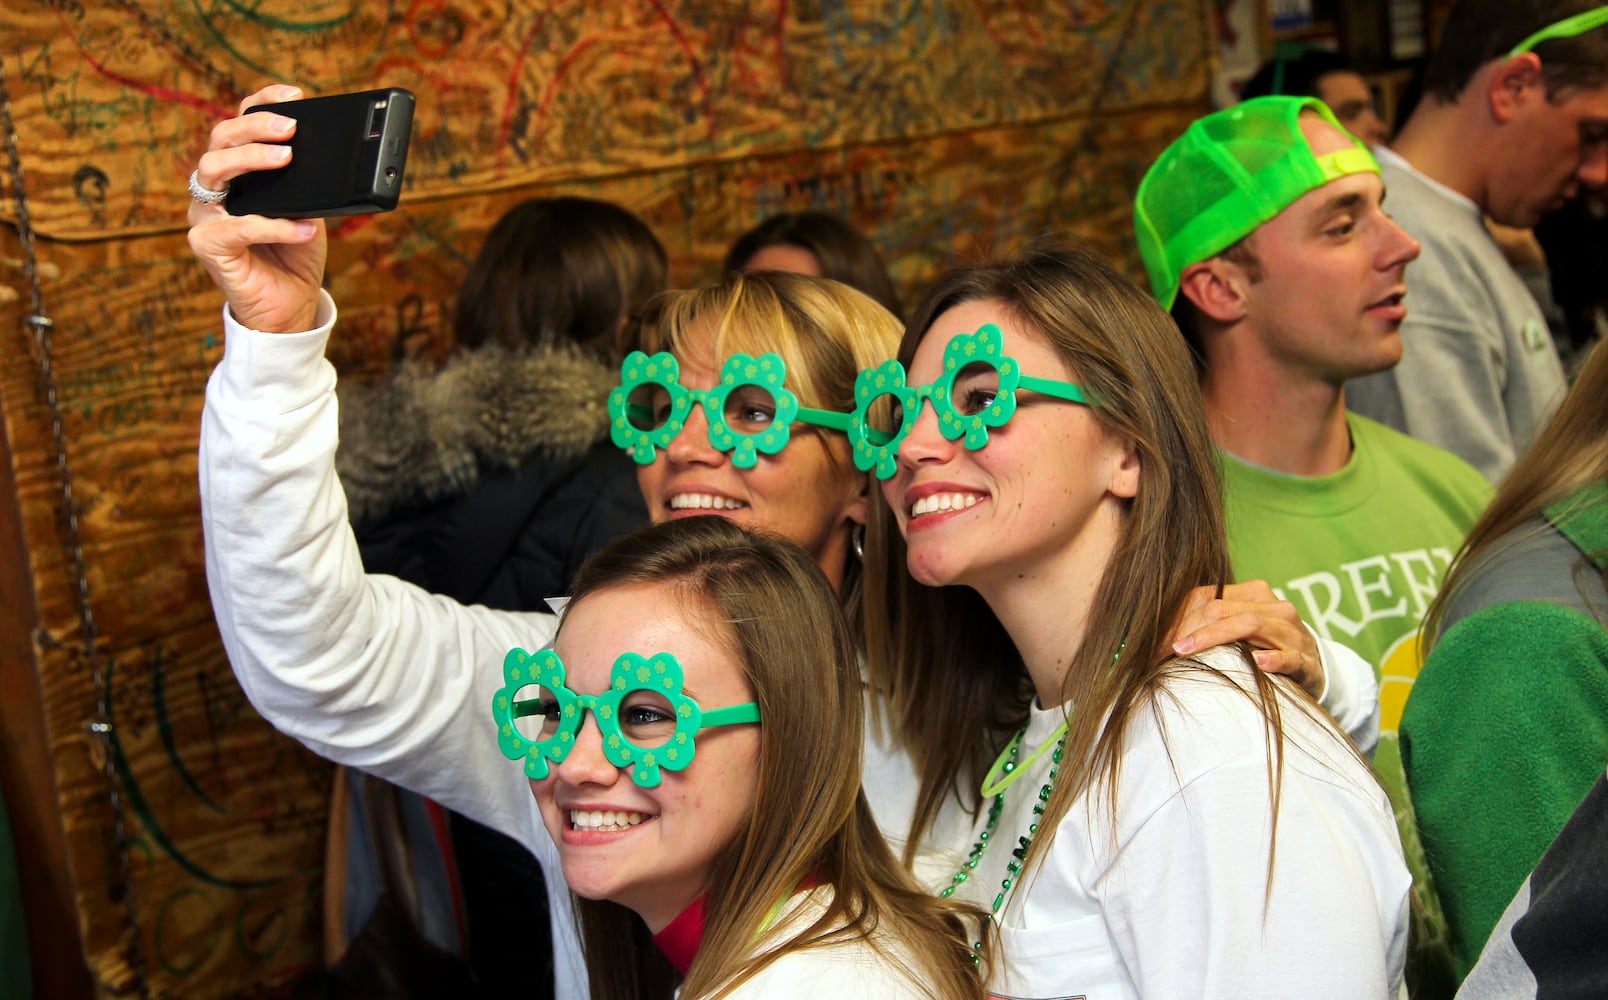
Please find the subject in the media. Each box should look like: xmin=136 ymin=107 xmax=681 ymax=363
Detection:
xmin=711 ymin=886 xmax=942 ymax=999
xmin=952 ymin=647 xmax=1410 ymax=999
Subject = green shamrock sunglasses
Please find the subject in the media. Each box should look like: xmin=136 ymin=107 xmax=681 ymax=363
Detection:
xmin=847 ymin=323 xmax=1093 ymax=480
xmin=492 ymin=646 xmax=761 ymax=788
xmin=609 ymin=351 xmax=862 ymax=468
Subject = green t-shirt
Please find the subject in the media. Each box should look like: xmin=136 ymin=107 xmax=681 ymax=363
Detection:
xmin=1222 ymin=413 xmax=1492 ymax=733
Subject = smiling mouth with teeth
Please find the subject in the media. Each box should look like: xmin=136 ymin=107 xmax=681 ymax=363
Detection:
xmin=668 ymin=493 xmax=747 ymax=511
xmin=570 ymin=809 xmax=651 ymax=832
xmin=910 ymin=492 xmax=984 ymax=518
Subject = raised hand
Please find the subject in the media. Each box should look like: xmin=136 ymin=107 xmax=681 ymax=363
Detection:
xmin=187 ymin=84 xmax=327 ymax=333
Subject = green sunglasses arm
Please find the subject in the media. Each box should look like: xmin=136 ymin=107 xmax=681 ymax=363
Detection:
xmin=1018 ymin=375 xmax=1093 ymax=407
xmin=699 ymin=703 xmax=762 ymax=727
xmin=511 ymin=698 xmax=545 ymax=719
xmin=1511 ymin=8 xmax=1608 ymax=55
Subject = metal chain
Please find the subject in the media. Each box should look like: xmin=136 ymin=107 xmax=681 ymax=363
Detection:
xmin=0 ymin=48 xmax=151 ymax=1000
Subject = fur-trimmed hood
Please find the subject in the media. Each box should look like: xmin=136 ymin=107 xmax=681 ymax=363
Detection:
xmin=337 ymin=344 xmax=618 ymax=524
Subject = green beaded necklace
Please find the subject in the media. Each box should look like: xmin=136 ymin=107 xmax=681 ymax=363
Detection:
xmin=939 ymin=720 xmax=1068 ymax=964
xmin=940 ymin=643 xmax=1117 ymax=965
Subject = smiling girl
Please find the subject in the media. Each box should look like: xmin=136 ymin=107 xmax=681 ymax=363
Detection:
xmin=861 ymin=244 xmax=1411 ymax=997
xmin=495 ymin=516 xmax=980 ymax=999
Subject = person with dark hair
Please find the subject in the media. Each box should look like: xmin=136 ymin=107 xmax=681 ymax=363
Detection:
xmin=339 ymin=196 xmax=664 ymax=605
xmin=1402 ymin=335 xmax=1608 ymax=980
xmin=325 ymin=196 xmax=665 ymax=995
xmin=1240 ymin=46 xmax=1390 ymax=145
xmin=724 ymin=211 xmax=904 ymax=318
xmin=1343 ymin=0 xmax=1608 ymax=483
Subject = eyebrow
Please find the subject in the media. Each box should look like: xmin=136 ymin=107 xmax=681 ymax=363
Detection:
xmin=1318 ymin=191 xmax=1366 ymax=216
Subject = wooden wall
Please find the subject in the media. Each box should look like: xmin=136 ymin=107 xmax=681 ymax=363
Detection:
xmin=0 ymin=2 xmax=1213 ymax=996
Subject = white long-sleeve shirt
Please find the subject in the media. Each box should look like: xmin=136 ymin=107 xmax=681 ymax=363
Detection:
xmin=201 ymin=294 xmax=581 ymax=991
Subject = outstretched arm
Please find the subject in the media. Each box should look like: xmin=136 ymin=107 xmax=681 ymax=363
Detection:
xmin=190 ymin=83 xmax=584 ymax=995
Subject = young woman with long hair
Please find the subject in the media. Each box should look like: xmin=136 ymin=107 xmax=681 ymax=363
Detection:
xmin=1403 ymin=335 xmax=1608 ymax=981
xmin=502 ymin=516 xmax=979 ymax=999
xmin=861 ymin=243 xmax=1411 ymax=995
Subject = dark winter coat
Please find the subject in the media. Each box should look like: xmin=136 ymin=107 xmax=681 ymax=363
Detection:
xmin=336 ymin=343 xmax=647 ymax=610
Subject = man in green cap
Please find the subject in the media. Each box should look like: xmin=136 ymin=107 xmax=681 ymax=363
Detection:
xmin=1136 ymin=93 xmax=1495 ymax=994
xmin=1136 ymin=92 xmax=1492 ymax=709
xmin=1344 ymin=0 xmax=1608 ymax=482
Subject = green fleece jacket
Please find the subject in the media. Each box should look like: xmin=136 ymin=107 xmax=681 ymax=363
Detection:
xmin=1400 ymin=483 xmax=1608 ymax=981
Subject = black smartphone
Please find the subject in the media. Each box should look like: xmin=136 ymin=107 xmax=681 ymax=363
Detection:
xmin=227 ymin=88 xmax=415 ymax=219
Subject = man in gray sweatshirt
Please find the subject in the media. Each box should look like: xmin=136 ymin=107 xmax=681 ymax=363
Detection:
xmin=1345 ymin=0 xmax=1608 ymax=483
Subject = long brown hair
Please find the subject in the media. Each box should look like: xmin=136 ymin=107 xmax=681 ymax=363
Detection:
xmin=1426 ymin=335 xmax=1608 ymax=645
xmin=863 ymin=242 xmax=1314 ymax=870
xmin=564 ymin=518 xmax=981 ymax=1000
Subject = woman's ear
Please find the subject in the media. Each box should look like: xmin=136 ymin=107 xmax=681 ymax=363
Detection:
xmin=1107 ymin=436 xmax=1142 ymax=500
xmin=843 ymin=474 xmax=870 ymax=529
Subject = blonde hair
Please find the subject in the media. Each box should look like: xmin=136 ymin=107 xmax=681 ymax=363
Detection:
xmin=564 ymin=518 xmax=981 ymax=1000
xmin=863 ymin=242 xmax=1333 ymax=876
xmin=1426 ymin=335 xmax=1608 ymax=644
xmin=635 ymin=270 xmax=904 ymax=627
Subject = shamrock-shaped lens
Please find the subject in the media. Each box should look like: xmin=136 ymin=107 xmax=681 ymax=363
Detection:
xmin=849 ymin=324 xmax=1021 ymax=478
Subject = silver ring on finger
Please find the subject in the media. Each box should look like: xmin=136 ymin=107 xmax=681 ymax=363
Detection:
xmin=188 ymin=169 xmax=229 ymax=205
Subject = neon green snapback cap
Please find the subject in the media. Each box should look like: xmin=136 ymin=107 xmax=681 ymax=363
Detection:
xmin=1135 ymin=95 xmax=1380 ymax=310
